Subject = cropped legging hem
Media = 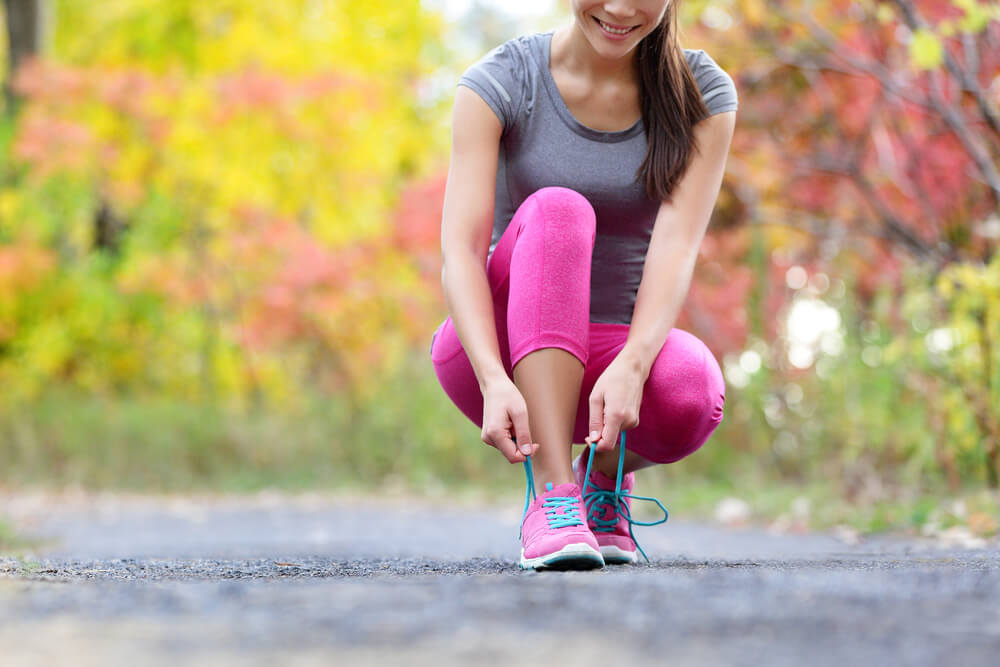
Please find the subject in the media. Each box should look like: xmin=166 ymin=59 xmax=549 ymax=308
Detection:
xmin=429 ymin=186 xmax=725 ymax=465
xmin=511 ymin=332 xmax=588 ymax=370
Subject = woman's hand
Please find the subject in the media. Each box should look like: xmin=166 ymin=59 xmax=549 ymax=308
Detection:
xmin=584 ymin=355 xmax=646 ymax=453
xmin=481 ymin=376 xmax=540 ymax=464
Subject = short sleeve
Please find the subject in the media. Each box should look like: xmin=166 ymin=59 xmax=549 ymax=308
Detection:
xmin=457 ymin=39 xmax=526 ymax=132
xmin=691 ymin=50 xmax=738 ymax=116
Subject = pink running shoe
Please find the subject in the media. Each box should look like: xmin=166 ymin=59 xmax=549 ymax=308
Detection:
xmin=519 ymin=480 xmax=604 ymax=571
xmin=574 ymin=437 xmax=669 ymax=564
xmin=573 ymin=447 xmax=639 ymax=564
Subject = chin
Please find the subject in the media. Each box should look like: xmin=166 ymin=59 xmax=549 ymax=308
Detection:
xmin=586 ymin=33 xmax=641 ymax=59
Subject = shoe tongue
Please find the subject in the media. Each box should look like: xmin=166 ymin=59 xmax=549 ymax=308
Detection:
xmin=590 ymin=467 xmax=622 ymax=490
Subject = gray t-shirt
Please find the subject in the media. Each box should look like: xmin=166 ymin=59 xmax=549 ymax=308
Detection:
xmin=457 ymin=30 xmax=738 ymax=325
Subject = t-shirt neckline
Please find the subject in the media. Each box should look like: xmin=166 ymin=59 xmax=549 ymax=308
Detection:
xmin=538 ymin=30 xmax=645 ymax=144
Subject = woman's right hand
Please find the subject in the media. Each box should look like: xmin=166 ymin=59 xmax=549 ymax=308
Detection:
xmin=481 ymin=377 xmax=539 ymax=464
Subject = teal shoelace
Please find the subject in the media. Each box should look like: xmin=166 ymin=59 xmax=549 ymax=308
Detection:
xmin=519 ymin=432 xmax=669 ymax=561
xmin=520 ymin=460 xmax=584 ymax=537
xmin=580 ymin=432 xmax=668 ymax=562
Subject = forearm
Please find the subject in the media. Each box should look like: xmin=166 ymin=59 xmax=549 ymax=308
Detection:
xmin=619 ymin=114 xmax=735 ymax=381
xmin=619 ymin=246 xmax=699 ymax=381
xmin=441 ymin=250 xmax=509 ymax=392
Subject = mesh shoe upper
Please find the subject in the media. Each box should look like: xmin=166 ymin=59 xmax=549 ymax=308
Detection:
xmin=520 ymin=482 xmax=600 ymax=560
xmin=573 ymin=449 xmax=637 ymax=554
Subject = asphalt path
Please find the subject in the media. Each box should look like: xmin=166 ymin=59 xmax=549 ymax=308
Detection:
xmin=1 ymin=490 xmax=999 ymax=666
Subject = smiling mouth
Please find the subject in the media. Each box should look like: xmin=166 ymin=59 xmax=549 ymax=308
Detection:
xmin=593 ymin=17 xmax=639 ymax=35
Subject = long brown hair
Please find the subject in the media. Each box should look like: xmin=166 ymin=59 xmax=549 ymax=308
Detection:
xmin=635 ymin=3 xmax=710 ymax=202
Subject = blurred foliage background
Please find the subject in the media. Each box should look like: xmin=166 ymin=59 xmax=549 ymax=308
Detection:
xmin=1 ymin=0 xmax=998 ymax=537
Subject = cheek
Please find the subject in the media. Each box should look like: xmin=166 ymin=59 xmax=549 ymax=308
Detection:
xmin=648 ymin=1 xmax=671 ymax=22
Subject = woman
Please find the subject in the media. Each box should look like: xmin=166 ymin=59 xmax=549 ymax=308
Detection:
xmin=429 ymin=1 xmax=737 ymax=570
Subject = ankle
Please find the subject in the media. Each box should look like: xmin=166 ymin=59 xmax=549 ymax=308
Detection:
xmin=589 ymin=448 xmax=620 ymax=480
xmin=531 ymin=468 xmax=575 ymax=495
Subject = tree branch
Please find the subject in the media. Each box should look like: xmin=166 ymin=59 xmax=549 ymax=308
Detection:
xmin=890 ymin=0 xmax=1000 ymax=135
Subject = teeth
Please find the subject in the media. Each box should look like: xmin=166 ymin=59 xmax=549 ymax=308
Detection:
xmin=598 ymin=19 xmax=634 ymax=35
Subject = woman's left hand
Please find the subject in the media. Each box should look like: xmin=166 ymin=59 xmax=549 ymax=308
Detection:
xmin=584 ymin=354 xmax=646 ymax=453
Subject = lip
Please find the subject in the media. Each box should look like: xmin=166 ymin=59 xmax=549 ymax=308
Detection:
xmin=592 ymin=16 xmax=639 ymax=40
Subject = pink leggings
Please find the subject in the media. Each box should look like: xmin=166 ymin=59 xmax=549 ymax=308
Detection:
xmin=429 ymin=186 xmax=725 ymax=464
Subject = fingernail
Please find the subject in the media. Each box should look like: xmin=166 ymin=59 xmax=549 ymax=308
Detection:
xmin=520 ymin=444 xmax=531 ymax=454
xmin=589 ymin=431 xmax=599 ymax=440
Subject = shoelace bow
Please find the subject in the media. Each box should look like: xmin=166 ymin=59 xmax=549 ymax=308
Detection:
xmin=580 ymin=433 xmax=668 ymax=562
xmin=519 ymin=432 xmax=669 ymax=561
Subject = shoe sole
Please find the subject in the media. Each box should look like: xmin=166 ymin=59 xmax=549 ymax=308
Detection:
xmin=600 ymin=545 xmax=639 ymax=564
xmin=519 ymin=542 xmax=605 ymax=571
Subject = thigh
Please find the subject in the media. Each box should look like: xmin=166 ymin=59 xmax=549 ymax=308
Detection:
xmin=427 ymin=191 xmax=551 ymax=426
xmin=571 ymin=326 xmax=725 ymax=464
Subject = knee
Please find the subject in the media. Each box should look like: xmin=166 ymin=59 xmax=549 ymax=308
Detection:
xmin=675 ymin=339 xmax=725 ymax=427
xmin=688 ymin=345 xmax=725 ymax=440
xmin=527 ymin=187 xmax=596 ymax=240
xmin=701 ymin=347 xmax=726 ymax=425
xmin=654 ymin=388 xmax=725 ymax=464
xmin=664 ymin=383 xmax=723 ymax=438
xmin=673 ymin=375 xmax=725 ymax=437
xmin=644 ymin=335 xmax=726 ymax=458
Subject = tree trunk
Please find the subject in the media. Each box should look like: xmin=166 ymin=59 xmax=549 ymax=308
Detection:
xmin=3 ymin=0 xmax=42 ymax=112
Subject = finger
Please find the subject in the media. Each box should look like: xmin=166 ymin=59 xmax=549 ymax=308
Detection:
xmin=495 ymin=434 xmax=528 ymax=464
xmin=586 ymin=393 xmax=604 ymax=445
xmin=486 ymin=424 xmax=528 ymax=464
xmin=511 ymin=411 xmax=534 ymax=457
xmin=597 ymin=412 xmax=623 ymax=452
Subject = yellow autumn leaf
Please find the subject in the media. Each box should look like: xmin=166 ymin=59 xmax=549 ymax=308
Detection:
xmin=909 ymin=29 xmax=944 ymax=70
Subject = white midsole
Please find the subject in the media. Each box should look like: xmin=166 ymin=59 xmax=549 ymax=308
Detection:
xmin=519 ymin=542 xmax=604 ymax=569
xmin=601 ymin=544 xmax=638 ymax=563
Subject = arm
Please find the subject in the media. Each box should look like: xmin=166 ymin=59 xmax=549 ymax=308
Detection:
xmin=440 ymin=85 xmax=507 ymax=392
xmin=440 ymin=85 xmax=540 ymax=463
xmin=585 ymin=111 xmax=737 ymax=451
xmin=620 ymin=111 xmax=737 ymax=381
